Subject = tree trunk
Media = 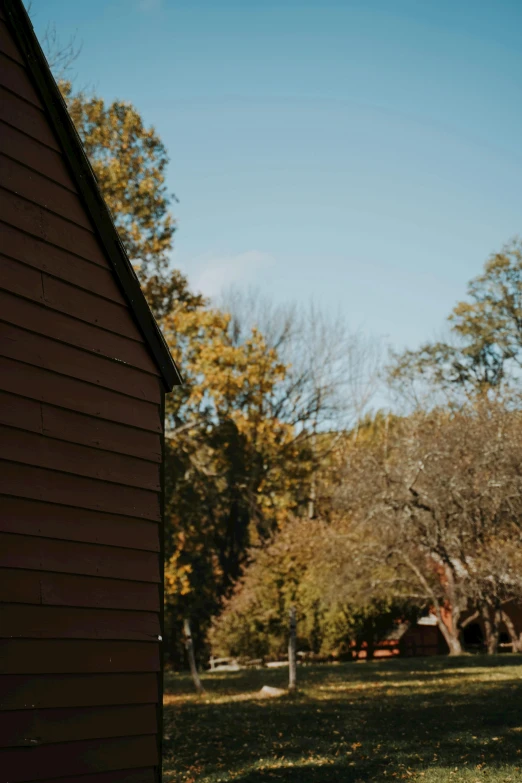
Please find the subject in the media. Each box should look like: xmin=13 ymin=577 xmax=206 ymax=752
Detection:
xmin=183 ymin=618 xmax=205 ymax=695
xmin=366 ymin=627 xmax=376 ymax=661
xmin=288 ymin=606 xmax=297 ymax=692
xmin=308 ymin=477 xmax=316 ymax=520
xmin=308 ymin=428 xmax=317 ymax=520
xmin=436 ymin=617 xmax=463 ymax=656
xmin=500 ymin=610 xmax=522 ymax=653
xmin=481 ymin=606 xmax=500 ymax=655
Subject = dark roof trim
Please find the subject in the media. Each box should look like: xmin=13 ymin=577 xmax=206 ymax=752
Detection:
xmin=4 ymin=0 xmax=182 ymax=390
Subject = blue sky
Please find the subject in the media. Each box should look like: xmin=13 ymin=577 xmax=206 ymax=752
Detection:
xmin=29 ymin=0 xmax=522 ymax=353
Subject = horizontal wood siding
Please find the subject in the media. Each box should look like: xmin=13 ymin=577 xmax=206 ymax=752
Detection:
xmin=0 ymin=288 xmax=159 ymax=374
xmin=0 ymin=461 xmax=161 ymax=519
xmin=0 ymin=569 xmax=160 ymax=611
xmin=0 ymin=735 xmax=158 ymax=782
xmin=0 ymin=771 xmax=156 ymax=783
xmin=0 ymin=497 xmax=161 ymax=550
xmin=0 ymin=641 xmax=160 ymax=674
xmin=0 ymin=673 xmax=158 ymax=711
xmin=0 ymin=425 xmax=160 ymax=490
xmin=1 ymin=223 xmax=126 ymax=301
xmin=0 ymin=356 xmax=162 ymax=431
xmin=0 ymin=51 xmax=42 ymax=106
xmin=0 ymin=8 xmax=166 ymax=781
xmin=1 ymin=704 xmax=157 ymax=747
xmin=0 ymin=605 xmax=160 ymax=641
xmin=0 ymin=252 xmax=147 ymax=340
xmin=0 ymin=322 xmax=160 ymax=401
xmin=0 ymin=392 xmax=162 ymax=461
xmin=0 ymin=535 xmax=161 ymax=581
xmin=0 ymin=118 xmax=75 ymax=188
xmin=0 ymin=85 xmax=59 ymax=148
xmin=0 ymin=152 xmax=92 ymax=227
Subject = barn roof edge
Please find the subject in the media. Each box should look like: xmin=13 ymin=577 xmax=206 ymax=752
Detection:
xmin=4 ymin=0 xmax=183 ymax=391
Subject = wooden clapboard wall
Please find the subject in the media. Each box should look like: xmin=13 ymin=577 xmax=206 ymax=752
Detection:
xmin=0 ymin=1 xmax=178 ymax=780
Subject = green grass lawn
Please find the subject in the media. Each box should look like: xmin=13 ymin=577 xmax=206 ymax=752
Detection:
xmin=163 ymin=656 xmax=522 ymax=782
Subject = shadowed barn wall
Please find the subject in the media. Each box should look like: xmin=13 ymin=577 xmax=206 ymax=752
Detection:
xmin=0 ymin=1 xmax=179 ymax=779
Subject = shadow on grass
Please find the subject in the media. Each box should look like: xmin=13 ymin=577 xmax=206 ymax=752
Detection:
xmin=163 ymin=656 xmax=522 ymax=782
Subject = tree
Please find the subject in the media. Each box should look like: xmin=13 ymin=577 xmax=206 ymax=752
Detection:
xmin=388 ymin=238 xmax=522 ymax=402
xmin=334 ymin=400 xmax=522 ymax=655
xmin=464 ymin=537 xmax=522 ymax=654
xmin=161 ymin=301 xmax=319 ymax=665
xmin=35 ymin=15 xmax=318 ymax=667
xmin=53 ymin=73 xmax=366 ymax=667
xmin=61 ymin=82 xmax=179 ymax=318
xmin=33 ymin=8 xmax=185 ymax=321
xmin=183 ymin=619 xmax=205 ymax=695
xmin=160 ymin=289 xmax=384 ymax=665
xmin=28 ymin=3 xmax=82 ymax=81
xmin=208 ymin=514 xmax=419 ymax=662
xmin=221 ymin=288 xmax=382 ymax=516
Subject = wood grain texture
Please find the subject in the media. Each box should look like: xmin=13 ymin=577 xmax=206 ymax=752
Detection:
xmin=40 ymin=404 xmax=162 ymax=461
xmin=0 ymin=357 xmax=162 ymax=432
xmin=0 ymin=734 xmax=158 ymax=782
xmin=3 ymin=770 xmax=156 ymax=783
xmin=0 ymin=392 xmax=162 ymax=460
xmin=0 ymin=86 xmax=59 ymax=148
xmin=0 ymin=569 xmax=160 ymax=611
xmin=0 ymin=704 xmax=157 ymax=747
xmin=0 ymin=121 xmax=75 ymax=188
xmin=0 ymin=251 xmax=44 ymax=301
xmin=0 ymin=253 xmax=144 ymax=342
xmin=0 ymin=324 xmax=160 ymax=401
xmin=0 ymin=425 xmax=161 ymax=490
xmin=0 ymin=461 xmax=161 ymax=520
xmin=0 ymin=19 xmax=23 ymax=63
xmin=0 ymin=52 xmax=42 ymax=107
xmin=0 ymin=604 xmax=160 ymax=641
xmin=0 ymin=497 xmax=160 ymax=550
xmin=0 ymin=188 xmax=110 ymax=265
xmin=41 ymin=273 xmax=145 ymax=340
xmin=0 ymin=533 xmax=161 ymax=581
xmin=0 ymin=388 xmax=42 ymax=433
xmin=0 ymin=290 xmax=159 ymax=374
xmin=0 ymin=672 xmax=158 ymax=710
xmin=0 ymin=223 xmax=122 ymax=297
xmin=0 ymin=153 xmax=91 ymax=228
xmin=0 ymin=640 xmax=160 ymax=675
xmin=0 ymin=9 xmax=165 ymax=781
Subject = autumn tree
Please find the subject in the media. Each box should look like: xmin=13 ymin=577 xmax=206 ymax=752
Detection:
xmin=50 ymin=73 xmax=354 ymax=666
xmin=161 ymin=303 xmax=316 ymax=664
xmin=60 ymin=82 xmax=184 ymax=319
xmin=388 ymin=238 xmax=522 ymax=404
xmin=333 ymin=400 xmax=522 ymax=655
xmin=221 ymin=289 xmax=382 ymax=515
xmin=37 ymin=15 xmax=325 ymax=667
xmin=209 ymin=507 xmax=421 ymax=663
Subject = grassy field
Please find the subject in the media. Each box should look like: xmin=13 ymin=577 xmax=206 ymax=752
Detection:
xmin=163 ymin=656 xmax=522 ymax=783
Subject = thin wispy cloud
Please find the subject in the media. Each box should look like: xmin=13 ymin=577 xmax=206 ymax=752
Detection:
xmin=186 ymin=250 xmax=275 ymax=299
xmin=137 ymin=0 xmax=162 ymax=12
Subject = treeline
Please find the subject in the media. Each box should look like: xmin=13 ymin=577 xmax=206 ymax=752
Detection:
xmin=210 ymin=242 xmax=522 ymax=660
xmin=63 ymin=78 xmax=522 ymax=665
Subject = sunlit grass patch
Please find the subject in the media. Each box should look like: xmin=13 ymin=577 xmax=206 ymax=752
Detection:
xmin=163 ymin=655 xmax=522 ymax=782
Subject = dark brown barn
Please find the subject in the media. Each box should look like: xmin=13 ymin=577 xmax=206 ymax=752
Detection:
xmin=0 ymin=1 xmax=181 ymax=780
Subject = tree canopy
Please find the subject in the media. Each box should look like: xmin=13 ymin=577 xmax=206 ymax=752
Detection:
xmin=59 ymin=66 xmax=522 ymax=666
xmin=388 ymin=238 xmax=522 ymax=403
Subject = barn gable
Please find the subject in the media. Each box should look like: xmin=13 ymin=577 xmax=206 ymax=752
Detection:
xmin=1 ymin=0 xmax=181 ymax=390
xmin=0 ymin=1 xmax=179 ymax=781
